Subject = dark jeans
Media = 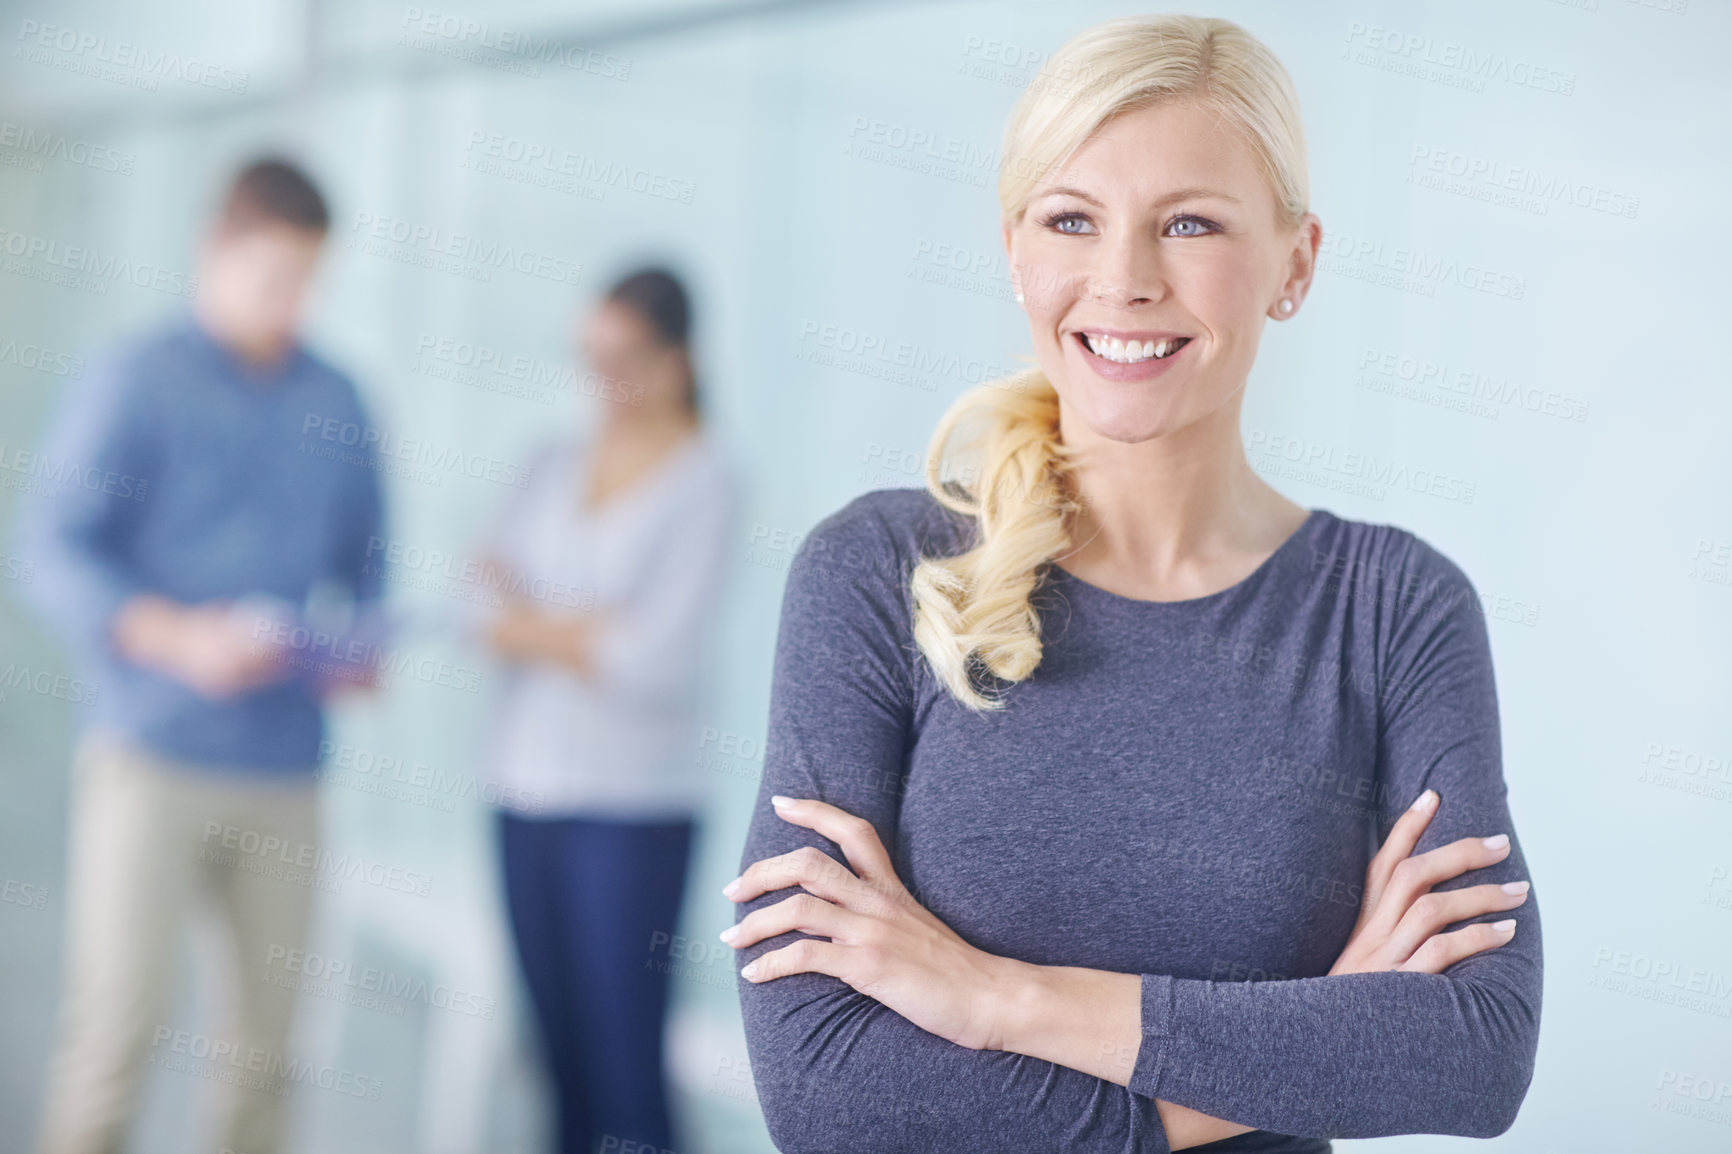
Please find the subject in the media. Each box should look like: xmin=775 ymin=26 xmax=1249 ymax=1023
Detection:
xmin=499 ymin=811 xmax=695 ymax=1154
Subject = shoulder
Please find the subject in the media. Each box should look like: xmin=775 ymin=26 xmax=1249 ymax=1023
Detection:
xmin=85 ymin=324 xmax=195 ymax=403
xmin=1308 ymin=511 xmax=1492 ymax=709
xmin=776 ymin=489 xmax=970 ymax=655
xmin=46 ymin=327 xmax=197 ymax=443
xmin=795 ymin=487 xmax=972 ymax=590
xmin=1306 ymin=509 xmax=1481 ymax=612
xmin=776 ymin=489 xmax=964 ymax=687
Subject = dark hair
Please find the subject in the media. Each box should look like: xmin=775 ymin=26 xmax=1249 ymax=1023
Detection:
xmin=217 ymin=157 xmax=330 ymax=234
xmin=606 ymin=266 xmax=699 ymax=415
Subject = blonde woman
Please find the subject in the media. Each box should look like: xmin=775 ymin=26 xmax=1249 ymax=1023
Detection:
xmin=724 ymin=15 xmax=1539 ymax=1153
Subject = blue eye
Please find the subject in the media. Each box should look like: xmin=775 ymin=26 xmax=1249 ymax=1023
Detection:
xmin=1041 ymin=211 xmax=1093 ymax=235
xmin=1168 ymin=215 xmax=1217 ymax=237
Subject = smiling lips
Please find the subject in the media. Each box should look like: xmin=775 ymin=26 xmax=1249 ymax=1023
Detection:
xmin=1071 ymin=329 xmax=1194 ymax=380
xmin=1078 ymin=331 xmax=1191 ymax=363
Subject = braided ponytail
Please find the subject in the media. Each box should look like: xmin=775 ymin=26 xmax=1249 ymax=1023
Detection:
xmin=911 ymin=371 xmax=1080 ymax=711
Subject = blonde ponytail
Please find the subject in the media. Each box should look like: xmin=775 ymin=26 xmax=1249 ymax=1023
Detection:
xmin=911 ymin=371 xmax=1080 ymax=712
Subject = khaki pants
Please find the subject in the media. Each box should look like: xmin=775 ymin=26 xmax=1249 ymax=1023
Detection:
xmin=35 ymin=734 xmax=319 ymax=1154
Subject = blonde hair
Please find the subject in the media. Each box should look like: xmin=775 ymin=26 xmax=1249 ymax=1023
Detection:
xmin=910 ymin=14 xmax=1310 ymax=712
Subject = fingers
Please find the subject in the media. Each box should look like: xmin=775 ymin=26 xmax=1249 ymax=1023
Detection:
xmin=765 ymin=796 xmax=898 ymax=884
xmin=1384 ymin=881 xmax=1530 ymax=961
xmin=1363 ymin=789 xmax=1439 ymax=914
xmin=724 ymin=843 xmax=875 ymax=908
xmin=738 ymin=936 xmax=850 ymax=984
xmin=724 ymin=890 xmax=871 ymax=951
xmin=1372 ymin=833 xmax=1514 ymax=939
xmin=724 ymin=797 xmax=909 ymax=920
xmin=1397 ymin=918 xmax=1519 ymax=974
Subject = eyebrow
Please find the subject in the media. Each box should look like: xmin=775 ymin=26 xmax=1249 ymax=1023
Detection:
xmin=1033 ymin=184 xmax=1242 ymax=209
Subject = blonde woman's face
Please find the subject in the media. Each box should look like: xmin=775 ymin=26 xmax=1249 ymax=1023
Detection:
xmin=1003 ymin=100 xmax=1319 ymax=444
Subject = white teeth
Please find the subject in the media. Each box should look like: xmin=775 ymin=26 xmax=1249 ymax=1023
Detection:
xmin=1083 ymin=333 xmax=1185 ymax=363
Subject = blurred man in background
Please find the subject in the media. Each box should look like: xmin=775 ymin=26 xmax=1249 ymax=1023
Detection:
xmin=17 ymin=158 xmax=384 ymax=1154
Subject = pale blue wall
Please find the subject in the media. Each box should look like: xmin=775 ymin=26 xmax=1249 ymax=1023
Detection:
xmin=1 ymin=0 xmax=1728 ymax=1151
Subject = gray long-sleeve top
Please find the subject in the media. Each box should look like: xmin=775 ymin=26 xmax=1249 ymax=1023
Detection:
xmin=732 ymin=489 xmax=1541 ymax=1153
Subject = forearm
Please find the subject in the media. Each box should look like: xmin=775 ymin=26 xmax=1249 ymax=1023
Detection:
xmin=1121 ymin=755 xmax=1543 ymax=1138
xmin=14 ymin=365 xmax=154 ymax=656
xmin=740 ymin=955 xmax=1174 ymax=1153
xmin=993 ymin=960 xmax=1254 ymax=1149
xmin=541 ymin=615 xmax=601 ymax=677
xmin=1134 ymin=956 xmax=1540 ymax=1138
xmin=993 ymin=959 xmax=1140 ymax=1083
xmin=16 ymin=518 xmax=146 ymax=655
xmin=993 ymin=928 xmax=1538 ymax=1142
xmin=487 ymin=608 xmax=602 ymax=676
xmin=738 ymin=769 xmax=1174 ymax=1150
xmin=586 ymin=591 xmax=726 ymax=708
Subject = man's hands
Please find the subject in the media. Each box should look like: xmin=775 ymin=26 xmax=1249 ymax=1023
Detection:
xmin=1329 ymin=788 xmax=1531 ymax=976
xmin=112 ymin=594 xmax=290 ymax=699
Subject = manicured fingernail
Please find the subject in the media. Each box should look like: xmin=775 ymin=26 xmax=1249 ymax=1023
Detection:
xmin=1501 ymin=881 xmax=1529 ymax=895
xmin=719 ymin=925 xmax=739 ymax=943
xmin=722 ymin=878 xmax=741 ymax=898
xmin=1482 ymin=834 xmax=1509 ymax=850
xmin=770 ymin=795 xmax=796 ymax=807
xmin=1411 ymin=789 xmax=1438 ymax=813
xmin=740 ymin=961 xmax=760 ymax=979
xmin=1491 ymin=919 xmax=1516 ymax=934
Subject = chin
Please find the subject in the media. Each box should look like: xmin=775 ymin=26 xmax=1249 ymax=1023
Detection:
xmin=1061 ymin=385 xmax=1185 ymax=444
xmin=1085 ymin=415 xmax=1177 ymax=444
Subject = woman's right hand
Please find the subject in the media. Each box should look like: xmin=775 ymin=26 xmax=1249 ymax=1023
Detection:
xmin=1328 ymin=789 xmax=1530 ymax=976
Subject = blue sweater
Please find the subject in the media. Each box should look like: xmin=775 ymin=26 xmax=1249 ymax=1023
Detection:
xmin=733 ymin=488 xmax=1541 ymax=1152
xmin=13 ymin=317 xmax=385 ymax=771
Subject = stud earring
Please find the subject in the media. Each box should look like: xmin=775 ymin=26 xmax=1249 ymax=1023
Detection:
xmin=1278 ymin=298 xmax=1294 ymax=314
xmin=1013 ymin=287 xmax=1025 ymax=304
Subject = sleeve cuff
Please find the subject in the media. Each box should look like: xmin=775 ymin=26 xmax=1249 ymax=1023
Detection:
xmin=1129 ymin=972 xmax=1175 ymax=1101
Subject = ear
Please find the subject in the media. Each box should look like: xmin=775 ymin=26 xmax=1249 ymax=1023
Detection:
xmin=1001 ymin=215 xmax=1021 ymax=302
xmin=1269 ymin=212 xmax=1323 ymax=320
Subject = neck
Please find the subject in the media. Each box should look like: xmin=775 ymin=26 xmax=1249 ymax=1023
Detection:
xmin=1058 ymin=398 xmax=1293 ymax=576
xmin=599 ymin=400 xmax=695 ymax=441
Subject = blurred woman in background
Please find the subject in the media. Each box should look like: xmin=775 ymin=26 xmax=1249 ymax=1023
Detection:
xmin=474 ymin=267 xmax=737 ymax=1154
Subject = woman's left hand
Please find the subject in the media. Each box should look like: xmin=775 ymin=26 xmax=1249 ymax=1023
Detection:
xmin=723 ymin=795 xmax=1015 ymax=1052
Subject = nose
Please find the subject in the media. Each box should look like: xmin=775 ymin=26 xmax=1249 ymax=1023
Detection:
xmin=1079 ymin=229 xmax=1164 ymax=308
